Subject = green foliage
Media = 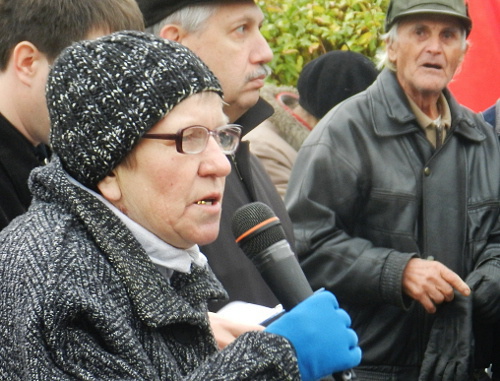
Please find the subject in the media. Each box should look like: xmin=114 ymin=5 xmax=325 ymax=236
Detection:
xmin=258 ymin=0 xmax=390 ymax=86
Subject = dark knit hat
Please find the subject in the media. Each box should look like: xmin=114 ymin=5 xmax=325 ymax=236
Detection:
xmin=137 ymin=0 xmax=249 ymax=28
xmin=385 ymin=0 xmax=472 ymax=36
xmin=47 ymin=30 xmax=222 ymax=188
xmin=297 ymin=51 xmax=379 ymax=120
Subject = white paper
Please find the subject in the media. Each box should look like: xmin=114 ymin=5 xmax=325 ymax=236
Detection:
xmin=217 ymin=301 xmax=284 ymax=325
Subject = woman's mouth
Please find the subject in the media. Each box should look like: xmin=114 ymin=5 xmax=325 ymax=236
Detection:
xmin=196 ymin=200 xmax=215 ymax=205
xmin=195 ymin=195 xmax=220 ymax=206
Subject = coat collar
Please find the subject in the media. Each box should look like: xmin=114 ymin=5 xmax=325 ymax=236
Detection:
xmin=370 ymin=69 xmax=485 ymax=143
xmin=31 ymin=157 xmax=227 ymax=329
xmin=236 ymin=97 xmax=274 ymax=136
xmin=260 ymin=84 xmax=310 ymax=151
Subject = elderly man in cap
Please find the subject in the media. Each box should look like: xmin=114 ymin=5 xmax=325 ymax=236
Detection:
xmin=286 ymin=0 xmax=500 ymax=379
xmin=136 ymin=0 xmax=294 ymax=313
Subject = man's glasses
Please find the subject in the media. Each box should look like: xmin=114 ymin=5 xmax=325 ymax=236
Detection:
xmin=143 ymin=124 xmax=242 ymax=155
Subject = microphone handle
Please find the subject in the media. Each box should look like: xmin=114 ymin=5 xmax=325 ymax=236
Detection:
xmin=247 ymin=240 xmax=313 ymax=311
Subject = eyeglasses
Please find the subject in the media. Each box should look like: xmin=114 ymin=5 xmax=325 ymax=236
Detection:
xmin=143 ymin=124 xmax=242 ymax=155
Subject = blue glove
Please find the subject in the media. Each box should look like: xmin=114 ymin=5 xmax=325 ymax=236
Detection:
xmin=265 ymin=291 xmax=361 ymax=381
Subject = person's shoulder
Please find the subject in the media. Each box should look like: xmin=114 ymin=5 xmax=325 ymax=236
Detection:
xmin=244 ymin=119 xmax=277 ymax=141
xmin=1 ymin=200 xmax=81 ymax=248
xmin=317 ymin=90 xmax=371 ymax=129
xmin=0 ymin=205 xmax=102 ymax=286
xmin=236 ymin=98 xmax=274 ymax=135
xmin=0 ymin=209 xmax=55 ymax=278
xmin=481 ymin=103 xmax=497 ymax=127
xmin=458 ymin=103 xmax=491 ymax=126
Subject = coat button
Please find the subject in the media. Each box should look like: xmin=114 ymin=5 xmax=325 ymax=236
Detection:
xmin=424 ymin=167 xmax=431 ymax=176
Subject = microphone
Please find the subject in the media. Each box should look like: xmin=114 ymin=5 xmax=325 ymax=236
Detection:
xmin=231 ymin=202 xmax=357 ymax=381
xmin=231 ymin=201 xmax=313 ymax=311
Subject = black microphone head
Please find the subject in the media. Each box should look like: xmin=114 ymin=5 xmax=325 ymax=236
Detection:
xmin=231 ymin=202 xmax=287 ymax=260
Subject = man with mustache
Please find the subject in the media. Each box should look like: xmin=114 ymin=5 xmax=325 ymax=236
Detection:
xmin=137 ymin=0 xmax=295 ymax=317
xmin=286 ymin=0 xmax=500 ymax=379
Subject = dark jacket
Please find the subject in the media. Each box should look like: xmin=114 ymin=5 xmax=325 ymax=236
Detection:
xmin=286 ymin=69 xmax=500 ymax=380
xmin=0 ymin=113 xmax=48 ymax=230
xmin=482 ymin=99 xmax=499 ymax=132
xmin=480 ymin=100 xmax=500 ymax=380
xmin=0 ymin=157 xmax=300 ymax=380
xmin=201 ymin=98 xmax=295 ymax=311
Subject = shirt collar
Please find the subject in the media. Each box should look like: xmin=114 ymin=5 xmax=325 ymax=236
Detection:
xmin=407 ymin=93 xmax=452 ymax=130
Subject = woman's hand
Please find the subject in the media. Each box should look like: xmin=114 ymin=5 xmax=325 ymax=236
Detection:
xmin=208 ymin=312 xmax=264 ymax=349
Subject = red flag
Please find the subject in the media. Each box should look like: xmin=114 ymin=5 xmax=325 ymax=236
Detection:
xmin=449 ymin=0 xmax=500 ymax=112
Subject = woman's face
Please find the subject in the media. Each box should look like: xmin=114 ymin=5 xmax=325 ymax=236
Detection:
xmin=98 ymin=92 xmax=231 ymax=249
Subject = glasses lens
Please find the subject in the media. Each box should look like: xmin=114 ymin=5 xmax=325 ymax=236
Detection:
xmin=216 ymin=125 xmax=242 ymax=154
xmin=181 ymin=126 xmax=209 ymax=154
xmin=180 ymin=124 xmax=242 ymax=154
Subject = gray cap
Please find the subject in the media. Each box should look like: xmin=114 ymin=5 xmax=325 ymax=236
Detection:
xmin=385 ymin=0 xmax=472 ymax=36
xmin=47 ymin=30 xmax=222 ymax=188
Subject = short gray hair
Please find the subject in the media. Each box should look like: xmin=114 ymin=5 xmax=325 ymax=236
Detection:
xmin=145 ymin=4 xmax=219 ymax=36
xmin=376 ymin=25 xmax=399 ymax=72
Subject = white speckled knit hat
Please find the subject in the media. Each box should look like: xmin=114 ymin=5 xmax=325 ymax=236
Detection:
xmin=47 ymin=30 xmax=223 ymax=188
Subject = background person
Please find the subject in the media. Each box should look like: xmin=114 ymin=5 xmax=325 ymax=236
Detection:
xmin=479 ymin=98 xmax=500 ymax=380
xmin=245 ymin=51 xmax=379 ymax=198
xmin=0 ymin=0 xmax=144 ymax=231
xmin=483 ymin=99 xmax=499 ymax=131
xmin=286 ymin=0 xmax=500 ymax=379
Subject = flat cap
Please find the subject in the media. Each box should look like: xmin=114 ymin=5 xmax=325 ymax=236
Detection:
xmin=385 ymin=0 xmax=472 ymax=36
xmin=137 ymin=0 xmax=250 ymax=28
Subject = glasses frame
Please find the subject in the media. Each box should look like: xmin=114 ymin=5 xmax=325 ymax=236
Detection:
xmin=143 ymin=124 xmax=242 ymax=155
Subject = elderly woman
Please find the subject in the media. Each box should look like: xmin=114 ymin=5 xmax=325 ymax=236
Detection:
xmin=0 ymin=31 xmax=360 ymax=380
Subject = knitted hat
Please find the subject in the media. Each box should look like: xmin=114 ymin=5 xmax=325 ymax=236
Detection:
xmin=297 ymin=51 xmax=379 ymax=120
xmin=47 ymin=30 xmax=222 ymax=188
xmin=385 ymin=0 xmax=472 ymax=36
xmin=137 ymin=0 xmax=250 ymax=28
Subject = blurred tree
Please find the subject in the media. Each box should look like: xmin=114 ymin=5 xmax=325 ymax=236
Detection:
xmin=259 ymin=0 xmax=390 ymax=86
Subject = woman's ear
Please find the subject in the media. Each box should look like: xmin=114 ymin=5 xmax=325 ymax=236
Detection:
xmin=97 ymin=171 xmax=122 ymax=203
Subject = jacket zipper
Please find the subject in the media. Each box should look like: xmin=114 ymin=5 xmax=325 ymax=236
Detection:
xmin=230 ymin=154 xmax=243 ymax=181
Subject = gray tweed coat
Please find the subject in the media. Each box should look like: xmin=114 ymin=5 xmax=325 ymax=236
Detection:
xmin=0 ymin=157 xmax=300 ymax=380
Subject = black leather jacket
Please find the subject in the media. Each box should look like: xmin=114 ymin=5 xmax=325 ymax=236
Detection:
xmin=286 ymin=69 xmax=500 ymax=380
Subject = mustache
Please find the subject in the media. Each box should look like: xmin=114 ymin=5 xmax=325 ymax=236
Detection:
xmin=246 ymin=65 xmax=271 ymax=82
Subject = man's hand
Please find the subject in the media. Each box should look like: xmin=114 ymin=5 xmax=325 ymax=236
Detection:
xmin=208 ymin=312 xmax=264 ymax=350
xmin=402 ymin=258 xmax=471 ymax=313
